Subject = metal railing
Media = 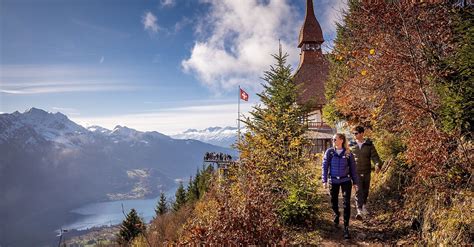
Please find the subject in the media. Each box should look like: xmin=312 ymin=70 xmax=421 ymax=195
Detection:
xmin=307 ymin=121 xmax=323 ymax=130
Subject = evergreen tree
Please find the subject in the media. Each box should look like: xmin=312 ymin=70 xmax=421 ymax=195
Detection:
xmin=435 ymin=6 xmax=473 ymax=135
xmin=155 ymin=192 xmax=167 ymax=216
xmin=197 ymin=165 xmax=213 ymax=196
xmin=116 ymin=208 xmax=146 ymax=244
xmin=238 ymin=47 xmax=318 ymax=226
xmin=240 ymin=46 xmax=310 ymax=188
xmin=186 ymin=169 xmax=200 ymax=202
xmin=173 ymin=181 xmax=187 ymax=212
xmin=322 ymin=0 xmax=359 ymax=126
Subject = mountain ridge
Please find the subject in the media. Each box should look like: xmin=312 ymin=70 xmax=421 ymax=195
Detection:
xmin=172 ymin=126 xmax=243 ymax=148
xmin=0 ymin=108 xmax=236 ymax=246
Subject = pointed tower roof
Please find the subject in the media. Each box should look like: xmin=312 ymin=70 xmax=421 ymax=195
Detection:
xmin=294 ymin=0 xmax=328 ymax=108
xmin=298 ymin=0 xmax=324 ymax=47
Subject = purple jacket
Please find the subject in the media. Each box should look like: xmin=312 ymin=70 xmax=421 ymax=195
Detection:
xmin=322 ymin=147 xmax=359 ymax=185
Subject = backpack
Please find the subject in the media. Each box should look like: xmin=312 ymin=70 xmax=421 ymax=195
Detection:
xmin=326 ymin=148 xmax=335 ymax=176
xmin=327 ymin=148 xmax=335 ymax=164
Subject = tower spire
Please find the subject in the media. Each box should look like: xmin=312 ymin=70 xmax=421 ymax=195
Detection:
xmin=306 ymin=0 xmax=314 ymax=18
xmin=298 ymin=0 xmax=324 ymax=48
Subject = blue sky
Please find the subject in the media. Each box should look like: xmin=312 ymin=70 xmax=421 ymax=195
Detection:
xmin=1 ymin=0 xmax=347 ymax=134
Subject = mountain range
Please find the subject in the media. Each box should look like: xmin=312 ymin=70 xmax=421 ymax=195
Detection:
xmin=0 ymin=108 xmax=236 ymax=246
xmin=172 ymin=126 xmax=240 ymax=148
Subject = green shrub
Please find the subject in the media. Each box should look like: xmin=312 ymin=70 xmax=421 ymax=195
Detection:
xmin=277 ymin=164 xmax=320 ymax=227
xmin=278 ymin=185 xmax=315 ymax=226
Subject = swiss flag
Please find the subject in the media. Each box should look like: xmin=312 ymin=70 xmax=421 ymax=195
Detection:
xmin=240 ymin=88 xmax=249 ymax=101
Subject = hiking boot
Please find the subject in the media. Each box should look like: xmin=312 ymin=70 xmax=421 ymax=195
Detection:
xmin=333 ymin=214 xmax=340 ymax=227
xmin=362 ymin=204 xmax=369 ymax=215
xmin=356 ymin=208 xmax=363 ymax=220
xmin=343 ymin=226 xmax=351 ymax=239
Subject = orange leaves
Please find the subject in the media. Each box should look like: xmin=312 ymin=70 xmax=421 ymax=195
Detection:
xmin=329 ymin=1 xmax=457 ymax=173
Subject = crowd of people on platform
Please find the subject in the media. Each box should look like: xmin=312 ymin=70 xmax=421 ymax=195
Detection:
xmin=204 ymin=152 xmax=233 ymax=162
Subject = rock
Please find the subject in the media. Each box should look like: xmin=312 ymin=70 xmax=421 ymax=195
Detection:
xmin=374 ymin=233 xmax=385 ymax=240
xmin=358 ymin=232 xmax=367 ymax=240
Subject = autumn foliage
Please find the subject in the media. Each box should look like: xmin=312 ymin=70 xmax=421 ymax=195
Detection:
xmin=324 ymin=1 xmax=472 ymax=244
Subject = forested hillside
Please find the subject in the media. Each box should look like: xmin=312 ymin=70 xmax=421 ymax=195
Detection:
xmin=86 ymin=2 xmax=472 ymax=246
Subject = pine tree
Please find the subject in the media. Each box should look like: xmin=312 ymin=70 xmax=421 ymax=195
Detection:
xmin=197 ymin=165 xmax=213 ymax=196
xmin=240 ymin=46 xmax=310 ymax=188
xmin=116 ymin=208 xmax=146 ymax=244
xmin=155 ymin=192 xmax=167 ymax=216
xmin=186 ymin=170 xmax=200 ymax=202
xmin=173 ymin=181 xmax=186 ymax=212
xmin=238 ymin=47 xmax=318 ymax=226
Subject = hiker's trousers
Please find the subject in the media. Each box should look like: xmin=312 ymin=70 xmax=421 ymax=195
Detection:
xmin=330 ymin=180 xmax=352 ymax=226
xmin=355 ymin=172 xmax=371 ymax=209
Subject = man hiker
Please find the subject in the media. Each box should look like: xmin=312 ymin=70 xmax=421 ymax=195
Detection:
xmin=350 ymin=126 xmax=382 ymax=220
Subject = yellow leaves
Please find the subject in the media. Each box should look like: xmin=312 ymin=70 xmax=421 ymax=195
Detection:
xmin=369 ymin=48 xmax=376 ymax=55
xmin=361 ymin=70 xmax=367 ymax=76
xmin=371 ymin=104 xmax=383 ymax=120
xmin=289 ymin=138 xmax=301 ymax=149
xmin=264 ymin=114 xmax=275 ymax=122
xmin=336 ymin=55 xmax=344 ymax=61
xmin=194 ymin=198 xmax=219 ymax=224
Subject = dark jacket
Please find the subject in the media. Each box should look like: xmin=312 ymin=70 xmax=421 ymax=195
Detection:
xmin=349 ymin=139 xmax=382 ymax=175
xmin=322 ymin=147 xmax=359 ymax=185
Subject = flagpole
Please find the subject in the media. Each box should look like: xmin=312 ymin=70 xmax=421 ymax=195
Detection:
xmin=238 ymin=85 xmax=241 ymax=144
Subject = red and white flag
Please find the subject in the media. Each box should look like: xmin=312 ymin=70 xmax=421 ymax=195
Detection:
xmin=240 ymin=88 xmax=249 ymax=101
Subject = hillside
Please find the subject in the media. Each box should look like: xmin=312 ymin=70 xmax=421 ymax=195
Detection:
xmin=0 ymin=108 xmax=236 ymax=246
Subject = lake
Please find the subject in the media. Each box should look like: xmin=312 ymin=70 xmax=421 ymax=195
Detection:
xmin=63 ymin=189 xmax=176 ymax=231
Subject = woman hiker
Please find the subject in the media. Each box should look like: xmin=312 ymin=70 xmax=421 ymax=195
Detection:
xmin=322 ymin=133 xmax=359 ymax=239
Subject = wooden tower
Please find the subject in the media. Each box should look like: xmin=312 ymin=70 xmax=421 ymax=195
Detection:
xmin=294 ymin=0 xmax=335 ymax=153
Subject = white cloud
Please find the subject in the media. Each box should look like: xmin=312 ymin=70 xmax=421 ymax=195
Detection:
xmin=0 ymin=65 xmax=102 ymax=78
xmin=0 ymin=82 xmax=134 ymax=94
xmin=182 ymin=0 xmax=300 ymax=93
xmin=182 ymin=0 xmax=347 ymax=93
xmin=160 ymin=0 xmax=176 ymax=7
xmin=72 ymin=102 xmax=254 ymax=135
xmin=174 ymin=17 xmax=193 ymax=33
xmin=0 ymin=65 xmax=137 ymax=94
xmin=100 ymin=56 xmax=104 ymax=64
xmin=142 ymin=12 xmax=159 ymax=33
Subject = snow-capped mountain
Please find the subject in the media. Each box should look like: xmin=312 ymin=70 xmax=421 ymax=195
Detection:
xmin=0 ymin=107 xmax=235 ymax=179
xmin=0 ymin=108 xmax=236 ymax=246
xmin=109 ymin=125 xmax=171 ymax=143
xmin=172 ymin=126 xmax=241 ymax=148
xmin=0 ymin=107 xmax=88 ymax=147
xmin=87 ymin=125 xmax=112 ymax=134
